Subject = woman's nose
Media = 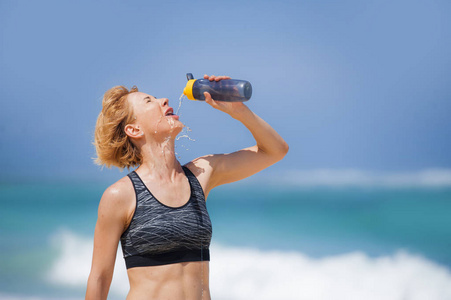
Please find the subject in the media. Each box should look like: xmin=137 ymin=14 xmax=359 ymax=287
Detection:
xmin=160 ymin=98 xmax=169 ymax=106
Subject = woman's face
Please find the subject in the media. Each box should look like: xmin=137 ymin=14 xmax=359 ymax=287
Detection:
xmin=127 ymin=92 xmax=183 ymax=139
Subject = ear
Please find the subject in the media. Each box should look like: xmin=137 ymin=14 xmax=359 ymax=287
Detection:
xmin=124 ymin=124 xmax=143 ymax=138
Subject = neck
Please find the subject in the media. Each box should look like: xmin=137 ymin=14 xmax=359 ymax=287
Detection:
xmin=137 ymin=136 xmax=182 ymax=182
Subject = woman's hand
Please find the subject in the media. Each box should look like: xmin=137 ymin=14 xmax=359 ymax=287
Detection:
xmin=203 ymin=74 xmax=248 ymax=119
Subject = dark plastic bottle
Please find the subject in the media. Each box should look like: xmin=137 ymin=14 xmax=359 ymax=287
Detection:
xmin=183 ymin=73 xmax=252 ymax=102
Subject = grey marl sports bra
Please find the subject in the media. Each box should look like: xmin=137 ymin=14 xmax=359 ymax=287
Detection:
xmin=120 ymin=166 xmax=212 ymax=268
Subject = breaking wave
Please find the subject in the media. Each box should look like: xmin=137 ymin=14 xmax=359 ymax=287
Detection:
xmin=43 ymin=230 xmax=451 ymax=300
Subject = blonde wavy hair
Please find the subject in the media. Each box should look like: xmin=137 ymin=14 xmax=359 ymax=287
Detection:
xmin=93 ymin=85 xmax=142 ymax=169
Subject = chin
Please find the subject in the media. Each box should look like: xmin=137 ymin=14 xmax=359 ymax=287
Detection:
xmin=173 ymin=126 xmax=184 ymax=135
xmin=169 ymin=120 xmax=184 ymax=134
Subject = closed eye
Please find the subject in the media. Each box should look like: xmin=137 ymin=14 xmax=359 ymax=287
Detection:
xmin=143 ymin=96 xmax=158 ymax=103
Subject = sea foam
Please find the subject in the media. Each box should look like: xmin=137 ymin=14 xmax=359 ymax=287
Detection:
xmin=45 ymin=230 xmax=451 ymax=300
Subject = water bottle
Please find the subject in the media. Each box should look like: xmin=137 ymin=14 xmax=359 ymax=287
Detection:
xmin=183 ymin=73 xmax=252 ymax=102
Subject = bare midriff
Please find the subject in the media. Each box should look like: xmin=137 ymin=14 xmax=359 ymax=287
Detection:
xmin=126 ymin=261 xmax=210 ymax=300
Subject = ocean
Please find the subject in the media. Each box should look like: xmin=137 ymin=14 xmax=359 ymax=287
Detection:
xmin=1 ymin=179 xmax=451 ymax=300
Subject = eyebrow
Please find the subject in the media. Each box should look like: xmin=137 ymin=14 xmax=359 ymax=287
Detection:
xmin=142 ymin=96 xmax=152 ymax=101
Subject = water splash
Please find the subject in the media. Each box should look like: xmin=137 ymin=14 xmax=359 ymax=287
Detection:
xmin=167 ymin=116 xmax=176 ymax=129
xmin=176 ymin=134 xmax=196 ymax=142
xmin=176 ymin=93 xmax=186 ymax=116
xmin=175 ymin=126 xmax=195 ymax=156
xmin=176 ymin=125 xmax=196 ymax=143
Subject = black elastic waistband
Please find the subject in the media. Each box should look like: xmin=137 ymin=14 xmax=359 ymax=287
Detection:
xmin=124 ymin=248 xmax=210 ymax=269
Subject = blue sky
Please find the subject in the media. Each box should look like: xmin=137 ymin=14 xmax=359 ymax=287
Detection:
xmin=1 ymin=0 xmax=450 ymax=182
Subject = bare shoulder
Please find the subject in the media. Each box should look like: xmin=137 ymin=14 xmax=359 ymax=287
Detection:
xmin=98 ymin=175 xmax=135 ymax=222
xmin=184 ymin=155 xmax=218 ymax=198
xmin=185 ymin=155 xmax=215 ymax=176
xmin=103 ymin=175 xmax=134 ymax=199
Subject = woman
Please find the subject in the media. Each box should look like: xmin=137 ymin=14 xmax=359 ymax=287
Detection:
xmin=85 ymin=75 xmax=288 ymax=300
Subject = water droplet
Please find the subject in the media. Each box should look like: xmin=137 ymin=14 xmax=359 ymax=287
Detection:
xmin=154 ymin=116 xmax=164 ymax=135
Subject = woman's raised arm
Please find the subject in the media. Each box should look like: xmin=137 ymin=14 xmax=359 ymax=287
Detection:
xmin=186 ymin=75 xmax=289 ymax=197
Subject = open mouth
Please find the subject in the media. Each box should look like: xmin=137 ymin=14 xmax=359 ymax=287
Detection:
xmin=165 ymin=108 xmax=174 ymax=116
xmin=165 ymin=108 xmax=179 ymax=119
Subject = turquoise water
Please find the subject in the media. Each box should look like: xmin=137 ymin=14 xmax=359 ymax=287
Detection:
xmin=209 ymin=185 xmax=451 ymax=265
xmin=1 ymin=182 xmax=451 ymax=299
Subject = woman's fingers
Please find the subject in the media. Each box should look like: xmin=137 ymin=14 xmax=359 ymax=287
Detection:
xmin=215 ymin=75 xmax=231 ymax=81
xmin=204 ymin=92 xmax=218 ymax=106
xmin=204 ymin=91 xmax=212 ymax=102
xmin=204 ymin=92 xmax=219 ymax=107
xmin=203 ymin=74 xmax=231 ymax=81
xmin=203 ymin=74 xmax=216 ymax=81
